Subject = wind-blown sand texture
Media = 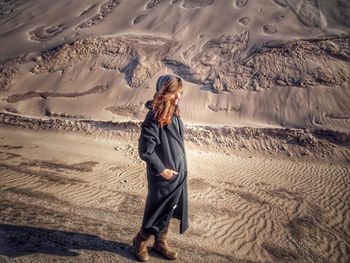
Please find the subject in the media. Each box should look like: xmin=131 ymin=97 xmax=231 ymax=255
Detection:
xmin=0 ymin=127 xmax=349 ymax=262
xmin=0 ymin=0 xmax=349 ymax=262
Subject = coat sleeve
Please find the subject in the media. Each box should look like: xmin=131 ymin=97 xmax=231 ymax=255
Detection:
xmin=138 ymin=113 xmax=165 ymax=175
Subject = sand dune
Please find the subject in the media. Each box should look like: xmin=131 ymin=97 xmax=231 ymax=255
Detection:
xmin=0 ymin=0 xmax=349 ymax=262
xmin=1 ymin=33 xmax=349 ymax=128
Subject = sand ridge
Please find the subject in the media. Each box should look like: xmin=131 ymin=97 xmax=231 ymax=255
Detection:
xmin=1 ymin=112 xmax=349 ymax=164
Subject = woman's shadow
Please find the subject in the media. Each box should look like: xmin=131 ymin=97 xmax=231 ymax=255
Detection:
xmin=0 ymin=223 xmax=136 ymax=260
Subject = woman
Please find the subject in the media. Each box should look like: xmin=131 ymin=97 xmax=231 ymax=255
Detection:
xmin=133 ymin=74 xmax=188 ymax=262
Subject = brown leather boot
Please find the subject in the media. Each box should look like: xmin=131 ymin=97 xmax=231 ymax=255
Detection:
xmin=133 ymin=229 xmax=151 ymax=262
xmin=152 ymin=226 xmax=177 ymax=260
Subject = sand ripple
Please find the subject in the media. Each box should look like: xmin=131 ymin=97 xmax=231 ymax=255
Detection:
xmin=0 ymin=127 xmax=349 ymax=262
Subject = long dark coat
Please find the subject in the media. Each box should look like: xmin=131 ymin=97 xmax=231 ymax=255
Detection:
xmin=138 ymin=101 xmax=188 ymax=235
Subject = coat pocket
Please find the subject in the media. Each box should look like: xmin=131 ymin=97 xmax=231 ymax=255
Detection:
xmin=158 ymin=172 xmax=178 ymax=183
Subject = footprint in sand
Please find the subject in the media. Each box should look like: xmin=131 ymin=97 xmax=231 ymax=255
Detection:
xmin=181 ymin=0 xmax=215 ymax=8
xmin=145 ymin=0 xmax=166 ymax=9
xmin=132 ymin=14 xmax=147 ymax=25
xmin=234 ymin=0 xmax=248 ymax=8
xmin=271 ymin=0 xmax=288 ymax=8
xmin=29 ymin=24 xmax=67 ymax=42
xmin=76 ymin=0 xmax=122 ymax=29
xmin=0 ymin=0 xmax=15 ymax=15
xmin=238 ymin=16 xmax=251 ymax=26
xmin=78 ymin=4 xmax=98 ymax=17
xmin=289 ymin=0 xmax=325 ymax=27
xmin=262 ymin=24 xmax=277 ymax=34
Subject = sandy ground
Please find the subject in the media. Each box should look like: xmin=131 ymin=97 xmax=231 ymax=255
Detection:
xmin=0 ymin=125 xmax=349 ymax=262
xmin=1 ymin=0 xmax=350 ymax=262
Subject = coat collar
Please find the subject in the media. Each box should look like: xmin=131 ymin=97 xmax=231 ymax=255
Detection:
xmin=145 ymin=100 xmax=153 ymax=110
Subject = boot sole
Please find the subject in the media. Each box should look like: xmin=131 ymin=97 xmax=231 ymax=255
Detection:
xmin=152 ymin=246 xmax=178 ymax=260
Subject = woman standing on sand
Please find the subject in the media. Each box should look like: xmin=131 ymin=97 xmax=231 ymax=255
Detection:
xmin=133 ymin=74 xmax=188 ymax=262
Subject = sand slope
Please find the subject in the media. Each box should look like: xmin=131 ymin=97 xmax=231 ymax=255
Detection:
xmin=0 ymin=0 xmax=350 ymax=129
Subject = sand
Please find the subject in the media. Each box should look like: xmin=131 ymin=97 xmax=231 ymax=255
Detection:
xmin=0 ymin=126 xmax=349 ymax=262
xmin=0 ymin=0 xmax=349 ymax=262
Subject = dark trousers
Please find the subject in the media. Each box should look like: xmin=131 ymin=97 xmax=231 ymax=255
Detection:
xmin=142 ymin=207 xmax=175 ymax=238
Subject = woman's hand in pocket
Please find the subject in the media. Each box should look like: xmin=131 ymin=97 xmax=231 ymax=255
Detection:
xmin=160 ymin=169 xmax=178 ymax=180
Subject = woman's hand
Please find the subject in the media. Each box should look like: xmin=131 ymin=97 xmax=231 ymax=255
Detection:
xmin=160 ymin=169 xmax=178 ymax=180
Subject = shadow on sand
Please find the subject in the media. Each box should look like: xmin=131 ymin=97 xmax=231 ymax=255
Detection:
xmin=0 ymin=223 xmax=136 ymax=260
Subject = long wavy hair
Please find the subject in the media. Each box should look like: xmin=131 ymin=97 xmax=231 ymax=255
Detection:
xmin=152 ymin=76 xmax=183 ymax=127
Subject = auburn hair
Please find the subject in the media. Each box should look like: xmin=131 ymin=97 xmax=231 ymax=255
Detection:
xmin=152 ymin=76 xmax=183 ymax=127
